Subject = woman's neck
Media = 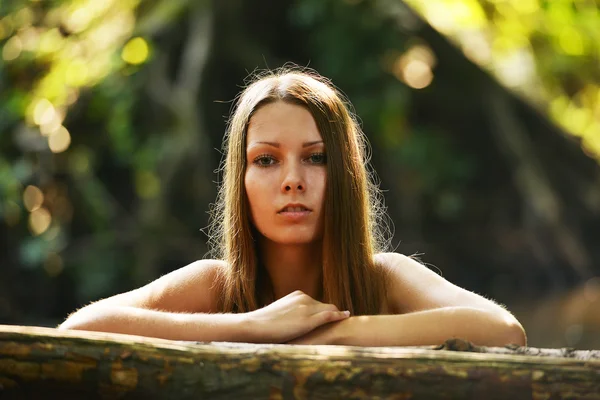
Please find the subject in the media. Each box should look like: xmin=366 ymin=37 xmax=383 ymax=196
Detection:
xmin=258 ymin=238 xmax=323 ymax=301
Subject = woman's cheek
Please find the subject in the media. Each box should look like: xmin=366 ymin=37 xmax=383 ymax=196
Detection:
xmin=245 ymin=170 xmax=271 ymax=212
xmin=309 ymin=168 xmax=327 ymax=193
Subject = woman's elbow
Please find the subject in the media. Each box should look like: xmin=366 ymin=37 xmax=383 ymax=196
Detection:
xmin=56 ymin=307 xmax=104 ymax=332
xmin=504 ymin=320 xmax=527 ymax=347
xmin=56 ymin=314 xmax=86 ymax=331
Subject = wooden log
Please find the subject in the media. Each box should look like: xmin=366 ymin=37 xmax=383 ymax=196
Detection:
xmin=1 ymin=324 xmax=600 ymax=399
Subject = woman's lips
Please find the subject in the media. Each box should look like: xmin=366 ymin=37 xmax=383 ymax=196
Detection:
xmin=279 ymin=205 xmax=311 ymax=213
xmin=278 ymin=210 xmax=311 ymax=221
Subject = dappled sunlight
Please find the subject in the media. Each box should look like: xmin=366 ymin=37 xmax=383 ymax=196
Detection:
xmin=458 ymin=29 xmax=492 ymax=64
xmin=418 ymin=0 xmax=487 ymax=34
xmin=405 ymin=0 xmax=600 ymax=161
xmin=493 ymin=47 xmax=536 ymax=89
xmin=1 ymin=0 xmax=146 ymax=272
xmin=2 ymin=0 xmax=142 ymax=117
xmin=0 ymin=0 xmax=598 ymax=355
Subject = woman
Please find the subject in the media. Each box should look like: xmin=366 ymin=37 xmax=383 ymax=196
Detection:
xmin=59 ymin=67 xmax=527 ymax=347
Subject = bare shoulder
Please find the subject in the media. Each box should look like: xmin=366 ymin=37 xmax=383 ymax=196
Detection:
xmin=374 ymin=252 xmax=510 ymax=317
xmin=373 ymin=252 xmax=437 ymax=314
xmin=96 ymin=259 xmax=228 ymax=314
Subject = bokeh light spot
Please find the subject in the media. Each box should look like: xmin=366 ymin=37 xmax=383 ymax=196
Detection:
xmin=42 ymin=224 xmax=61 ymax=242
xmin=460 ymin=30 xmax=492 ymax=65
xmin=494 ymin=49 xmax=535 ymax=88
xmin=510 ymin=0 xmax=539 ymax=14
xmin=559 ymin=27 xmax=584 ymax=56
xmin=23 ymin=185 xmax=44 ymax=212
xmin=2 ymin=36 xmax=23 ymax=61
xmin=40 ymin=114 xmax=62 ymax=136
xmin=402 ymin=60 xmax=433 ymax=89
xmin=48 ymin=126 xmax=72 ymax=153
xmin=65 ymin=60 xmax=89 ymax=87
xmin=582 ymin=134 xmax=600 ymax=159
xmin=29 ymin=207 xmax=52 ymax=236
xmin=65 ymin=88 xmax=80 ymax=106
xmin=38 ymin=28 xmax=63 ymax=54
xmin=121 ymin=37 xmax=149 ymax=65
xmin=33 ymin=99 xmax=56 ymax=126
xmin=392 ymin=43 xmax=435 ymax=89
xmin=563 ymin=105 xmax=591 ymax=137
xmin=14 ymin=7 xmax=34 ymax=29
xmin=64 ymin=7 xmax=93 ymax=34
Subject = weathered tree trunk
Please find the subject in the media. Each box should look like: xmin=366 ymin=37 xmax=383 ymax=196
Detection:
xmin=1 ymin=325 xmax=599 ymax=399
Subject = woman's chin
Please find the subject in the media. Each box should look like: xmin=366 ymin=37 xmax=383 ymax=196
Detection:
xmin=265 ymin=233 xmax=321 ymax=246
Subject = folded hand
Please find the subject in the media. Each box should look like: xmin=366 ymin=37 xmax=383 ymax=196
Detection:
xmin=285 ymin=319 xmax=345 ymax=345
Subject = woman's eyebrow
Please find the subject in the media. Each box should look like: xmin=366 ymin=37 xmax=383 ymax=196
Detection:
xmin=251 ymin=141 xmax=279 ymax=148
xmin=302 ymin=141 xmax=324 ymax=148
xmin=248 ymin=141 xmax=324 ymax=149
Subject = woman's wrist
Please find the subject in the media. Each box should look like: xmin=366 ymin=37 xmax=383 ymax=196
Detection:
xmin=329 ymin=317 xmax=352 ymax=345
xmin=174 ymin=311 xmax=253 ymax=343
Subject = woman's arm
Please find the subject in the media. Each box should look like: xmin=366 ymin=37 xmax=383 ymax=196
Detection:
xmin=57 ymin=260 xmax=250 ymax=341
xmin=289 ymin=253 xmax=527 ymax=346
xmin=333 ymin=307 xmax=525 ymax=347
xmin=58 ymin=305 xmax=251 ymax=342
xmin=287 ymin=307 xmax=525 ymax=347
xmin=379 ymin=252 xmax=526 ymax=342
xmin=58 ymin=261 xmax=349 ymax=343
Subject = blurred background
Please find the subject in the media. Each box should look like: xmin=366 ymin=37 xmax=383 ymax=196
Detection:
xmin=1 ymin=0 xmax=599 ymax=349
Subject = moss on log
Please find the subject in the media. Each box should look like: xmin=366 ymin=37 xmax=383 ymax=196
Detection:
xmin=1 ymin=324 xmax=600 ymax=399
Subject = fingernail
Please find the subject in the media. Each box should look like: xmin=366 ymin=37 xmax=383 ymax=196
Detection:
xmin=343 ymin=311 xmax=350 ymax=316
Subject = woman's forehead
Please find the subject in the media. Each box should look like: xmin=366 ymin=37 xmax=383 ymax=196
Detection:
xmin=246 ymin=102 xmax=323 ymax=146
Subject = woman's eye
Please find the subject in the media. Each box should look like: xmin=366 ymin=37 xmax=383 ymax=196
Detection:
xmin=254 ymin=155 xmax=277 ymax=167
xmin=308 ymin=153 xmax=326 ymax=164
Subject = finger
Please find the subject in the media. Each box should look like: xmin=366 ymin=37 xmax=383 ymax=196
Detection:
xmin=312 ymin=310 xmax=350 ymax=328
xmin=317 ymin=303 xmax=340 ymax=313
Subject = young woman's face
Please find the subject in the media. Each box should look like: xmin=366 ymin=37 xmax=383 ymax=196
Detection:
xmin=245 ymin=101 xmax=326 ymax=245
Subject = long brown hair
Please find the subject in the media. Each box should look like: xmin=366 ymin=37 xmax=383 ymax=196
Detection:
xmin=208 ymin=66 xmax=391 ymax=315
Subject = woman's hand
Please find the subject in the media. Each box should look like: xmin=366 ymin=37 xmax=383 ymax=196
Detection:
xmin=244 ymin=290 xmax=350 ymax=343
xmin=285 ymin=319 xmax=345 ymax=345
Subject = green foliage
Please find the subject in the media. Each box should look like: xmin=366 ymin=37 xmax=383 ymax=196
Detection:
xmin=290 ymin=0 xmax=476 ymax=220
xmin=0 ymin=0 xmax=597 ymax=328
xmin=406 ymin=0 xmax=600 ymax=159
xmin=0 ymin=0 xmax=158 ymax=302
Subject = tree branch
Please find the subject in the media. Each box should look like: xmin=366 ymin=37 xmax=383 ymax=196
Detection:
xmin=485 ymin=87 xmax=593 ymax=279
xmin=1 ymin=326 xmax=600 ymax=399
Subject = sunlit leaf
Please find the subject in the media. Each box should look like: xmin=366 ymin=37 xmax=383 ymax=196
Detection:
xmin=405 ymin=0 xmax=600 ymax=163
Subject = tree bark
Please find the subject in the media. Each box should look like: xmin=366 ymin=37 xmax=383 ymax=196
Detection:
xmin=1 ymin=325 xmax=599 ymax=399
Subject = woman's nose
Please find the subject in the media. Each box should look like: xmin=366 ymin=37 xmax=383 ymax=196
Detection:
xmin=284 ymin=183 xmax=304 ymax=192
xmin=281 ymin=164 xmax=305 ymax=193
